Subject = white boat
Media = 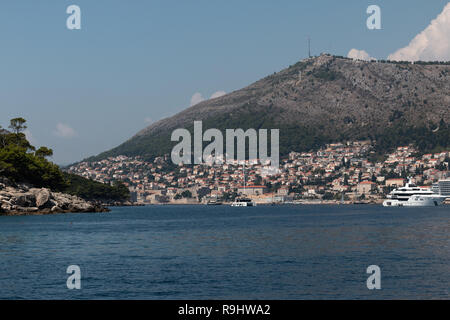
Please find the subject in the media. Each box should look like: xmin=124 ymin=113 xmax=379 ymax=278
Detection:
xmin=231 ymin=197 xmax=256 ymax=207
xmin=206 ymin=197 xmax=223 ymax=205
xmin=383 ymin=177 xmax=446 ymax=207
xmin=230 ymin=162 xmax=256 ymax=207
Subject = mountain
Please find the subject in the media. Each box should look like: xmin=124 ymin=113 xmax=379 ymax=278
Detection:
xmin=88 ymin=54 xmax=450 ymax=162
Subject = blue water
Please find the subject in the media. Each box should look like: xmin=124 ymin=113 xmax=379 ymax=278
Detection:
xmin=0 ymin=205 xmax=449 ymax=299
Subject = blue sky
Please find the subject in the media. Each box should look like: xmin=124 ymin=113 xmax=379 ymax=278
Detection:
xmin=0 ymin=0 xmax=449 ymax=164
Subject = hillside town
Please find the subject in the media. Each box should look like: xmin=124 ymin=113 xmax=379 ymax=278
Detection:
xmin=67 ymin=141 xmax=450 ymax=205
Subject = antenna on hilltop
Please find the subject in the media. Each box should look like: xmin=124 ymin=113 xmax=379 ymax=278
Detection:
xmin=308 ymin=36 xmax=311 ymax=58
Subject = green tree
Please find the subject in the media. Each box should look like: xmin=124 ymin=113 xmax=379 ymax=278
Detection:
xmin=181 ymin=190 xmax=192 ymax=198
xmin=1 ymin=118 xmax=130 ymax=201
xmin=35 ymin=147 xmax=54 ymax=159
xmin=343 ymin=174 xmax=349 ymax=186
xmin=9 ymin=118 xmax=27 ymax=134
xmin=322 ymin=192 xmax=334 ymax=200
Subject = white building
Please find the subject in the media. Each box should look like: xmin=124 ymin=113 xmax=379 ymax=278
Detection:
xmin=438 ymin=179 xmax=450 ymax=197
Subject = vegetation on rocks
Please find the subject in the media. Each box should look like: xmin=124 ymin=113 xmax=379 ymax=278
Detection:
xmin=0 ymin=118 xmax=130 ymax=203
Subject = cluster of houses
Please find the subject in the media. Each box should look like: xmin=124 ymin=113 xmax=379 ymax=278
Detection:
xmin=67 ymin=142 xmax=450 ymax=204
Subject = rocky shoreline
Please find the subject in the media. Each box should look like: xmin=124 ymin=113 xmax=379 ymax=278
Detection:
xmin=0 ymin=178 xmax=109 ymax=216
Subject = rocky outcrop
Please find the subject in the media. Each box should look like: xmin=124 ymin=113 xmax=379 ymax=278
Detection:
xmin=0 ymin=178 xmax=109 ymax=216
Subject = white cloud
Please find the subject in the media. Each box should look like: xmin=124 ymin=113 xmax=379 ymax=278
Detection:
xmin=54 ymin=123 xmax=76 ymax=138
xmin=210 ymin=91 xmax=226 ymax=99
xmin=190 ymin=90 xmax=227 ymax=106
xmin=347 ymin=49 xmax=376 ymax=61
xmin=190 ymin=92 xmax=205 ymax=106
xmin=144 ymin=117 xmax=153 ymax=125
xmin=388 ymin=3 xmax=450 ymax=62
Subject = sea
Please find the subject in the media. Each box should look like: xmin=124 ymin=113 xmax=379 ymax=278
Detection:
xmin=0 ymin=205 xmax=449 ymax=300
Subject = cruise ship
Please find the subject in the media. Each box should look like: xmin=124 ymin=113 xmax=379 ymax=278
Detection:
xmin=383 ymin=178 xmax=447 ymax=207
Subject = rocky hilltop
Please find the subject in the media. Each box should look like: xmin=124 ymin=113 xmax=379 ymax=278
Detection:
xmin=0 ymin=178 xmax=108 ymax=216
xmin=88 ymin=54 xmax=450 ymax=161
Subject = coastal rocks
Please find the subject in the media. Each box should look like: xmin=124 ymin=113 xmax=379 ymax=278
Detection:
xmin=103 ymin=200 xmax=139 ymax=207
xmin=35 ymin=188 xmax=51 ymax=208
xmin=12 ymin=193 xmax=36 ymax=207
xmin=15 ymin=206 xmax=39 ymax=213
xmin=0 ymin=179 xmax=109 ymax=216
xmin=51 ymin=205 xmax=62 ymax=213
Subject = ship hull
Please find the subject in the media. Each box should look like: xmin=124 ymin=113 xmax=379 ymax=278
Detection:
xmin=383 ymin=196 xmax=446 ymax=207
xmin=231 ymin=202 xmax=256 ymax=207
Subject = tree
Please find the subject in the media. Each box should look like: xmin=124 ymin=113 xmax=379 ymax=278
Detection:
xmin=9 ymin=118 xmax=27 ymax=134
xmin=322 ymin=192 xmax=334 ymax=200
xmin=371 ymin=174 xmax=377 ymax=183
xmin=62 ymin=173 xmax=130 ymax=201
xmin=289 ymin=184 xmax=304 ymax=194
xmin=0 ymin=126 xmax=6 ymax=148
xmin=35 ymin=147 xmax=53 ymax=159
xmin=343 ymin=174 xmax=349 ymax=186
xmin=223 ymin=191 xmax=238 ymax=202
xmin=181 ymin=190 xmax=192 ymax=198
xmin=1 ymin=117 xmax=131 ymax=201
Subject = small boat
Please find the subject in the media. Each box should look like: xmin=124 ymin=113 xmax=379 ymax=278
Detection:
xmin=230 ymin=163 xmax=256 ymax=207
xmin=206 ymin=199 xmax=223 ymax=205
xmin=231 ymin=197 xmax=256 ymax=207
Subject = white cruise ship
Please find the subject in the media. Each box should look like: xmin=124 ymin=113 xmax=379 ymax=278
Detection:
xmin=383 ymin=178 xmax=447 ymax=207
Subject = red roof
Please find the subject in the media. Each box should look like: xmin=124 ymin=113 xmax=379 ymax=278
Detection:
xmin=237 ymin=185 xmax=266 ymax=188
xmin=359 ymin=181 xmax=375 ymax=185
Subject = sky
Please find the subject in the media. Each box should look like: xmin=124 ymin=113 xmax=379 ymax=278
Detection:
xmin=0 ymin=0 xmax=449 ymax=165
